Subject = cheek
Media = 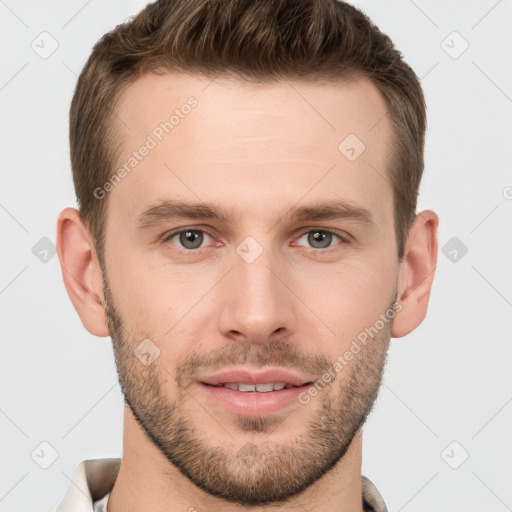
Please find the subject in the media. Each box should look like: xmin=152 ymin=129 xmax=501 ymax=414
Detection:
xmin=302 ymin=254 xmax=397 ymax=347
xmin=106 ymin=252 xmax=173 ymax=337
xmin=106 ymin=250 xmax=212 ymax=371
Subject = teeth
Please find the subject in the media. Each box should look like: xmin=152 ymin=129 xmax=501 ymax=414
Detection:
xmin=256 ymin=383 xmax=274 ymax=392
xmin=221 ymin=382 xmax=288 ymax=392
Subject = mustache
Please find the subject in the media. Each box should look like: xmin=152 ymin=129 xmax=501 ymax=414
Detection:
xmin=175 ymin=338 xmax=332 ymax=388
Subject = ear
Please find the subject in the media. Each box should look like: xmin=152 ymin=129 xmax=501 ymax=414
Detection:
xmin=392 ymin=210 xmax=439 ymax=338
xmin=56 ymin=207 xmax=110 ymax=337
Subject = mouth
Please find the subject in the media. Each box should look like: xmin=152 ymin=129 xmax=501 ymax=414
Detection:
xmin=205 ymin=382 xmax=304 ymax=392
xmin=196 ymin=368 xmax=315 ymax=416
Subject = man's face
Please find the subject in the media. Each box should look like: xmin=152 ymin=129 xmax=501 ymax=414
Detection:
xmin=101 ymin=73 xmax=399 ymax=505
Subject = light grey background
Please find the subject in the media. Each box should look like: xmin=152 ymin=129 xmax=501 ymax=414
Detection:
xmin=1 ymin=1 xmax=511 ymax=511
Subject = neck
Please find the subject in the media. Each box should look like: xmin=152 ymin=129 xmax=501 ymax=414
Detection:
xmin=107 ymin=406 xmax=365 ymax=512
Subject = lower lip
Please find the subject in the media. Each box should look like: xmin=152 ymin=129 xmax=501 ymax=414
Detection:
xmin=196 ymin=382 xmax=311 ymax=416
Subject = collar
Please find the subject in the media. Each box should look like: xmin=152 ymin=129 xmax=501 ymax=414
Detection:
xmin=55 ymin=459 xmax=120 ymax=512
xmin=55 ymin=458 xmax=387 ymax=512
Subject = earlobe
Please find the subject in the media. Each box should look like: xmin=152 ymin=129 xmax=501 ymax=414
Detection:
xmin=392 ymin=210 xmax=439 ymax=338
xmin=56 ymin=207 xmax=110 ymax=337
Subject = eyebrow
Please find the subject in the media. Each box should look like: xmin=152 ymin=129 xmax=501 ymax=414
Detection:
xmin=136 ymin=198 xmax=374 ymax=229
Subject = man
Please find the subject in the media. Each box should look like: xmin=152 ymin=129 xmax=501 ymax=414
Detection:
xmin=55 ymin=0 xmax=438 ymax=510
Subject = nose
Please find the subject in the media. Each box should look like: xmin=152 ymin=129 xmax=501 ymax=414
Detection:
xmin=217 ymin=241 xmax=295 ymax=344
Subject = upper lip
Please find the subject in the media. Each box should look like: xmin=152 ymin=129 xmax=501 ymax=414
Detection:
xmin=199 ymin=368 xmax=314 ymax=387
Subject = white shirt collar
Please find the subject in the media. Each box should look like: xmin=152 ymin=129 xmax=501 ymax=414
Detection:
xmin=55 ymin=459 xmax=120 ymax=512
xmin=55 ymin=458 xmax=387 ymax=512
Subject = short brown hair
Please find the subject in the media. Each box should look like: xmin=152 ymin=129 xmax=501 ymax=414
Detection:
xmin=69 ymin=0 xmax=426 ymax=261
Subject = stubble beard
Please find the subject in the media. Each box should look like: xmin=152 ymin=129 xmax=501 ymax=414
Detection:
xmin=102 ymin=271 xmax=393 ymax=506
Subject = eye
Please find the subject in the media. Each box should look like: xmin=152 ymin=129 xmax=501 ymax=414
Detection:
xmin=164 ymin=229 xmax=214 ymax=251
xmin=161 ymin=227 xmax=348 ymax=254
xmin=295 ymin=229 xmax=347 ymax=252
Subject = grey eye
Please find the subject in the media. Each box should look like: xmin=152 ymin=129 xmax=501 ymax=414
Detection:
xmin=172 ymin=230 xmax=211 ymax=250
xmin=296 ymin=230 xmax=341 ymax=250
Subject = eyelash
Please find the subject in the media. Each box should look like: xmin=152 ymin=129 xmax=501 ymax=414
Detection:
xmin=161 ymin=227 xmax=350 ymax=255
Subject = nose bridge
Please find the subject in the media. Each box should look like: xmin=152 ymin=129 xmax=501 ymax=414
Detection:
xmin=218 ymin=235 xmax=293 ymax=341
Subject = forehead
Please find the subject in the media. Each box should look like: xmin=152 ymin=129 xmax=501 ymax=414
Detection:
xmin=115 ymin=72 xmax=391 ymax=149
xmin=108 ymin=72 xmax=393 ymax=229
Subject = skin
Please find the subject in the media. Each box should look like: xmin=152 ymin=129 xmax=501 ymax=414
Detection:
xmin=56 ymin=73 xmax=438 ymax=512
